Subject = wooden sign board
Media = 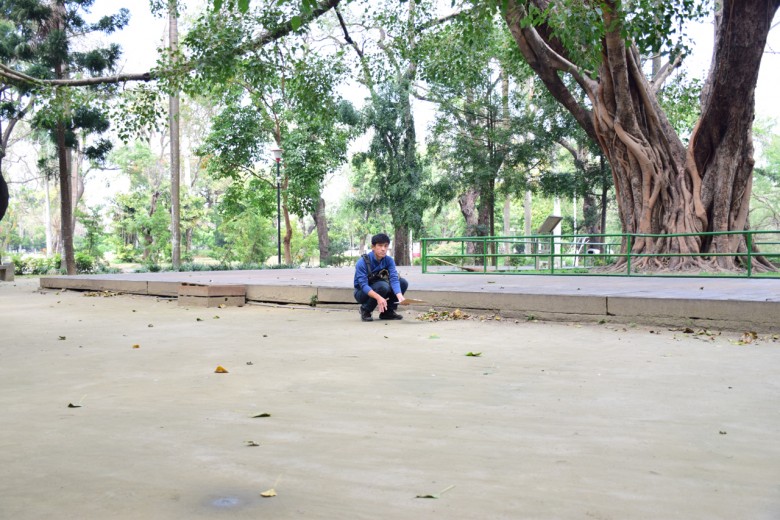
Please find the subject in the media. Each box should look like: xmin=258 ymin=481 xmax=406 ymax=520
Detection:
xmin=537 ymin=215 xmax=563 ymax=234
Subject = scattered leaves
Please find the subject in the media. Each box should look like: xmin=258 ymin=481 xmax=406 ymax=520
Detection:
xmin=251 ymin=413 xmax=271 ymax=418
xmin=246 ymin=361 xmax=254 ymax=365
xmin=58 ymin=336 xmax=66 ymax=340
xmin=732 ymin=331 xmax=759 ymax=345
xmin=132 ymin=344 xmax=140 ymax=349
xmin=245 ymin=440 xmax=260 ymax=447
xmin=719 ymin=431 xmax=727 ymax=435
xmin=84 ymin=290 xmax=119 ymax=298
xmin=465 ymin=352 xmax=482 ymax=357
xmin=260 ymin=489 xmax=277 ymax=498
xmin=417 ymin=308 xmax=471 ymax=322
xmin=196 ymin=318 xmax=204 ymax=322
xmin=214 ymin=365 xmax=229 ymax=373
xmin=67 ymin=403 xmax=81 ymax=408
xmin=213 ymin=315 xmax=220 ymax=319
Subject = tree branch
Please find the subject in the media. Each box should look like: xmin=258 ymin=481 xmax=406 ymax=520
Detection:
xmin=650 ymin=54 xmax=683 ymax=93
xmin=0 ymin=0 xmax=342 ymax=88
xmin=503 ymin=0 xmax=597 ymax=141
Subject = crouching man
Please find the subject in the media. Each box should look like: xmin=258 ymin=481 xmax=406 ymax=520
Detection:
xmin=353 ymin=233 xmax=408 ymax=322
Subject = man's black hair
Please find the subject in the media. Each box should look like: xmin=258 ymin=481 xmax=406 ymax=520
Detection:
xmin=371 ymin=233 xmax=391 ymax=246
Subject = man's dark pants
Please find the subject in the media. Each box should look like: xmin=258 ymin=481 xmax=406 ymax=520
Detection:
xmin=354 ymin=278 xmax=409 ymax=314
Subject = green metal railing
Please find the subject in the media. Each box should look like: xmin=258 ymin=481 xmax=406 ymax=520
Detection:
xmin=420 ymin=230 xmax=780 ymax=278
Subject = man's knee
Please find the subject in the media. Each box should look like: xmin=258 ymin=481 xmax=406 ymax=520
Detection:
xmin=399 ymin=277 xmax=409 ymax=294
xmin=372 ymin=281 xmax=391 ymax=296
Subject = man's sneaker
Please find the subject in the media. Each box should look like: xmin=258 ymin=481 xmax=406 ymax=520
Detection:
xmin=360 ymin=309 xmax=373 ymax=322
xmin=379 ymin=309 xmax=403 ymax=320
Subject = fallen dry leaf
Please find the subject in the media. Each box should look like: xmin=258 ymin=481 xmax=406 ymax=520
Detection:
xmin=251 ymin=413 xmax=271 ymax=418
xmin=416 ymin=484 xmax=455 ymax=499
xmin=214 ymin=365 xmax=229 ymax=373
xmin=132 ymin=344 xmax=140 ymax=349
xmin=260 ymin=489 xmax=277 ymax=498
xmin=245 ymin=441 xmax=260 ymax=447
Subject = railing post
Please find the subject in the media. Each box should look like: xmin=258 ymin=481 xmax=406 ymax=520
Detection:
xmin=746 ymin=231 xmax=753 ymax=278
xmin=549 ymin=235 xmax=554 ymax=274
xmin=421 ymin=239 xmax=427 ymax=274
xmin=483 ymin=237 xmax=487 ymax=273
xmin=626 ymin=234 xmax=632 ymax=276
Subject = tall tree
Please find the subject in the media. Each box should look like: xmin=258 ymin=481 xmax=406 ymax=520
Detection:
xmin=493 ymin=0 xmax=779 ymax=271
xmin=189 ymin=3 xmax=355 ymax=264
xmin=168 ymin=0 xmax=181 ymax=269
xmin=335 ymin=0 xmax=433 ymax=265
xmin=1 ymin=0 xmax=130 ymax=272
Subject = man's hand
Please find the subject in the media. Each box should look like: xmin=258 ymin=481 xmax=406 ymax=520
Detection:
xmin=396 ymin=293 xmax=405 ymax=305
xmin=375 ymin=295 xmax=388 ymax=313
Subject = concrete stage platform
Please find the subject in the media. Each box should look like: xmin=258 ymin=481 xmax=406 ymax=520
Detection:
xmin=40 ymin=267 xmax=780 ymax=331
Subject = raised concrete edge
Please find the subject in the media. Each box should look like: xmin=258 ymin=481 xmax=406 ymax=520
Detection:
xmin=178 ymin=295 xmax=246 ymax=308
xmin=246 ymin=284 xmax=317 ymax=304
xmin=608 ymin=296 xmax=780 ymax=329
xmin=178 ymin=283 xmax=247 ymax=297
xmin=39 ymin=277 xmax=149 ymax=294
xmin=408 ymin=290 xmax=608 ymax=316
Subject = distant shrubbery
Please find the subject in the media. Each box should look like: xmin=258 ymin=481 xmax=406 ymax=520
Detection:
xmin=10 ymin=254 xmax=63 ymax=275
xmin=10 ymin=253 xmax=120 ymax=275
xmin=132 ymin=262 xmax=297 ymax=273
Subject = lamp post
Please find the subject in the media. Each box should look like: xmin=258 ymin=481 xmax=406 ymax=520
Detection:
xmin=272 ymin=147 xmax=282 ymax=265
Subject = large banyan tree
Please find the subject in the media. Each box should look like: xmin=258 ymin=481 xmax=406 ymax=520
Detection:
xmin=499 ymin=0 xmax=779 ymax=271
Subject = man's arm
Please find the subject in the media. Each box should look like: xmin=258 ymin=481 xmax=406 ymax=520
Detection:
xmin=386 ymin=257 xmax=405 ymax=304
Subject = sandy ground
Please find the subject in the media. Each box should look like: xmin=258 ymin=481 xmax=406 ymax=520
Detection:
xmin=1 ymin=277 xmax=780 ymax=520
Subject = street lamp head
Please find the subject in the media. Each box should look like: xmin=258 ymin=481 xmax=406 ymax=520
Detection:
xmin=271 ymin=147 xmax=283 ymax=162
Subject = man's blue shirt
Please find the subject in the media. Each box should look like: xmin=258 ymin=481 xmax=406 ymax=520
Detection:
xmin=354 ymin=251 xmax=402 ymax=295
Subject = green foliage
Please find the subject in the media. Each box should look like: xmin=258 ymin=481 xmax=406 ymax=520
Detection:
xmin=352 ymin=80 xmax=426 ymax=236
xmin=111 ymin=85 xmax=167 ymax=143
xmin=75 ymin=206 xmax=107 ymax=259
xmin=1 ymin=0 xmax=128 ymax=155
xmin=657 ymin=70 xmax=702 ymax=140
xmin=10 ymin=254 xmax=62 ymax=275
xmin=107 ymin=141 xmax=180 ymax=264
xmin=212 ymin=194 xmax=276 ymax=264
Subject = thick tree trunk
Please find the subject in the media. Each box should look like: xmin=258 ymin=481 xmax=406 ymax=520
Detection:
xmin=169 ymin=2 xmax=181 ymax=269
xmin=56 ymin=122 xmax=75 ymax=274
xmin=393 ymin=225 xmax=410 ymax=266
xmin=458 ymin=187 xmax=480 ymax=257
xmin=313 ymin=196 xmax=330 ymax=265
xmin=504 ymin=0 xmax=780 ymax=272
xmin=691 ymin=0 xmax=779 ymax=269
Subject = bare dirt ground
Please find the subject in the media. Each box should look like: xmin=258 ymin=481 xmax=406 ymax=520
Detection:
xmin=1 ymin=277 xmax=779 ymax=519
